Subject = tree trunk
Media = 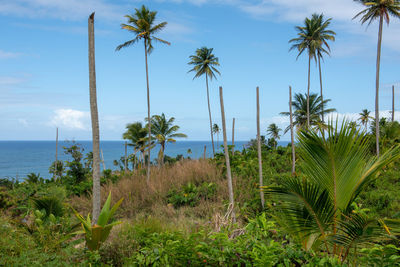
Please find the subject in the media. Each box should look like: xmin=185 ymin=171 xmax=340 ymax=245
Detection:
xmin=232 ymin=118 xmax=235 ymax=156
xmin=392 ymin=85 xmax=395 ymax=122
xmin=219 ymin=86 xmax=236 ymax=222
xmin=124 ymin=141 xmax=127 ymax=172
xmin=101 ymin=149 xmax=106 ymax=171
xmin=307 ymin=54 xmax=311 ymax=128
xmin=88 ymin=12 xmax=101 ymax=223
xmin=54 ymin=127 xmax=58 ymax=181
xmin=375 ymin=15 xmax=383 ymax=157
xmin=144 ymin=38 xmax=152 ymax=181
xmin=203 ymin=145 xmax=206 ymax=160
xmin=256 ymin=87 xmax=265 ymax=208
xmin=206 ymin=73 xmax=215 ymax=157
xmin=289 ymin=86 xmax=296 ymax=176
xmin=318 ymin=55 xmax=324 ymax=123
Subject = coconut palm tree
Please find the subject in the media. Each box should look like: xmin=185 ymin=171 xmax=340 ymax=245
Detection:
xmin=116 ymin=5 xmax=170 ymax=181
xmin=353 ymin=0 xmax=400 ymax=156
xmin=289 ymin=15 xmax=320 ymax=128
xmin=212 ymin=123 xmax=220 ymax=149
xmin=267 ymin=123 xmax=282 ymax=140
xmin=265 ymin=120 xmax=400 ymax=260
xmin=359 ymin=109 xmax=373 ymax=131
xmin=122 ymin=122 xmax=149 ymax=167
xmin=281 ymin=93 xmax=336 ymax=133
xmin=147 ymin=113 xmax=187 ymax=164
xmin=313 ymin=13 xmax=336 ymax=123
xmin=188 ymin=47 xmax=221 ymax=157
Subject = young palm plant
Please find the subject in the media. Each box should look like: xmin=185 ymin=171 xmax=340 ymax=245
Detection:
xmin=265 ymin=120 xmax=400 ymax=261
xmin=353 ymin=0 xmax=400 ymax=156
xmin=122 ymin=122 xmax=151 ymax=168
xmin=212 ymin=123 xmax=220 ymax=149
xmin=358 ymin=109 xmax=373 ymax=131
xmin=116 ymin=5 xmax=170 ymax=181
xmin=188 ymin=47 xmax=221 ymax=157
xmin=267 ymin=123 xmax=282 ymax=149
xmin=146 ymin=113 xmax=187 ymax=164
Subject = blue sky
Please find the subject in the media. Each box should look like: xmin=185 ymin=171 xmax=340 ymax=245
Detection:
xmin=1 ymin=0 xmax=400 ymax=141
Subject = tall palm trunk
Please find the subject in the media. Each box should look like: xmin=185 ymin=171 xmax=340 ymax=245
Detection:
xmin=219 ymin=86 xmax=236 ymax=222
xmin=144 ymin=38 xmax=151 ymax=181
xmin=232 ymin=118 xmax=235 ymax=156
xmin=289 ymin=86 xmax=295 ymax=175
xmin=256 ymin=86 xmax=265 ymax=208
xmin=88 ymin=12 xmax=101 ymax=223
xmin=206 ymin=73 xmax=215 ymax=157
xmin=54 ymin=127 xmax=58 ymax=181
xmin=307 ymin=54 xmax=311 ymax=128
xmin=318 ymin=55 xmax=324 ymax=123
xmin=375 ymin=15 xmax=383 ymax=157
xmin=124 ymin=141 xmax=127 ymax=172
xmin=392 ymin=85 xmax=395 ymax=122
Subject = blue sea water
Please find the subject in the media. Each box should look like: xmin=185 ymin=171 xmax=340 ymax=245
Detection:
xmin=0 ymin=140 xmax=289 ymax=179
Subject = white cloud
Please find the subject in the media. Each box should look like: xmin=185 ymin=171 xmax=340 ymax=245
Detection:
xmin=50 ymin=109 xmax=90 ymax=130
xmin=0 ymin=76 xmax=27 ymax=86
xmin=18 ymin=118 xmax=28 ymax=127
xmin=0 ymin=50 xmax=21 ymax=59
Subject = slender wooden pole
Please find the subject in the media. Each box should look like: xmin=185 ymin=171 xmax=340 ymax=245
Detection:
xmin=54 ymin=127 xmax=58 ymax=180
xmin=256 ymin=87 xmax=265 ymax=208
xmin=289 ymin=86 xmax=296 ymax=176
xmin=232 ymin=118 xmax=235 ymax=156
xmin=88 ymin=12 xmax=101 ymax=223
xmin=392 ymin=85 xmax=395 ymax=122
xmin=124 ymin=141 xmax=127 ymax=172
xmin=101 ymin=149 xmax=106 ymax=171
xmin=219 ymin=86 xmax=236 ymax=222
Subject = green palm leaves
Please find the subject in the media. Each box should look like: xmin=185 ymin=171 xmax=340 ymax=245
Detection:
xmin=354 ymin=0 xmax=400 ymax=25
xmin=116 ymin=5 xmax=170 ymax=53
xmin=188 ymin=47 xmax=221 ymax=80
xmin=266 ymin=120 xmax=400 ymax=257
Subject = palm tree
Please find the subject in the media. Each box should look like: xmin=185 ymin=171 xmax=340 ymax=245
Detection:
xmin=289 ymin=15 xmax=320 ymax=128
xmin=267 ymin=123 xmax=282 ymax=140
xmin=353 ymin=0 xmax=400 ymax=156
xmin=313 ymin=14 xmax=336 ymax=123
xmin=188 ymin=47 xmax=221 ymax=157
xmin=212 ymin=123 xmax=220 ymax=149
xmin=147 ymin=113 xmax=187 ymax=164
xmin=122 ymin=122 xmax=149 ymax=167
xmin=281 ymin=93 xmax=336 ymax=132
xmin=88 ymin=13 xmax=101 ymax=223
xmin=359 ymin=109 xmax=373 ymax=131
xmin=116 ymin=5 xmax=170 ymax=181
xmin=266 ymin=120 xmax=400 ymax=260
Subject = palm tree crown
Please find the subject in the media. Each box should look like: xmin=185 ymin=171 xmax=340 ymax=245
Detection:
xmin=359 ymin=109 xmax=373 ymax=128
xmin=267 ymin=123 xmax=282 ymax=140
xmin=122 ymin=122 xmax=148 ymax=156
xmin=353 ymin=0 xmax=400 ymax=26
xmin=116 ymin=5 xmax=170 ymax=53
xmin=188 ymin=47 xmax=221 ymax=80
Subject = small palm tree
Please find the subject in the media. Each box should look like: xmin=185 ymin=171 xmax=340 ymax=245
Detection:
xmin=116 ymin=5 xmax=170 ymax=181
xmin=267 ymin=123 xmax=282 ymax=148
xmin=188 ymin=47 xmax=221 ymax=157
xmin=147 ymin=113 xmax=187 ymax=164
xmin=266 ymin=120 xmax=400 ymax=260
xmin=122 ymin=122 xmax=148 ymax=167
xmin=281 ymin=93 xmax=336 ymax=132
xmin=353 ymin=0 xmax=400 ymax=156
xmin=359 ymin=109 xmax=373 ymax=131
xmin=289 ymin=15 xmax=319 ymax=128
xmin=212 ymin=123 xmax=221 ymax=149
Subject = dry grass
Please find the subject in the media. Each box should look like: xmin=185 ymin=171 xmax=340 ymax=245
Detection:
xmin=69 ymin=159 xmax=237 ymax=228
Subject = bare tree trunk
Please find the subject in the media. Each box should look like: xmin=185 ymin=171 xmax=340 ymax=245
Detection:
xmin=144 ymin=38 xmax=151 ymax=182
xmin=206 ymin=73 xmax=215 ymax=157
xmin=203 ymin=145 xmax=206 ymax=160
xmin=54 ymin=127 xmax=58 ymax=181
xmin=307 ymin=54 xmax=311 ymax=128
xmin=256 ymin=87 xmax=265 ymax=208
xmin=219 ymin=86 xmax=236 ymax=222
xmin=375 ymin=15 xmax=383 ymax=157
xmin=88 ymin=12 xmax=101 ymax=223
xmin=124 ymin=141 xmax=127 ymax=172
xmin=101 ymin=149 xmax=106 ymax=171
xmin=232 ymin=118 xmax=235 ymax=156
xmin=289 ymin=86 xmax=296 ymax=176
xmin=392 ymin=85 xmax=395 ymax=122
xmin=318 ymin=55 xmax=324 ymax=123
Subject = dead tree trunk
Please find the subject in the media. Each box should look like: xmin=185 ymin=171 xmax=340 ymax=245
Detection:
xmin=256 ymin=86 xmax=265 ymax=208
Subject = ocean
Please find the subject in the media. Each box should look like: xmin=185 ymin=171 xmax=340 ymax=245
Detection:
xmin=0 ymin=140 xmax=289 ymax=179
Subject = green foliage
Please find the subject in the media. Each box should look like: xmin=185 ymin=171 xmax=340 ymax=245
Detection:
xmin=167 ymin=182 xmax=216 ymax=208
xmin=73 ymin=192 xmax=123 ymax=251
xmin=32 ymin=196 xmax=64 ymax=218
xmin=26 ymin=173 xmax=44 ymax=184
